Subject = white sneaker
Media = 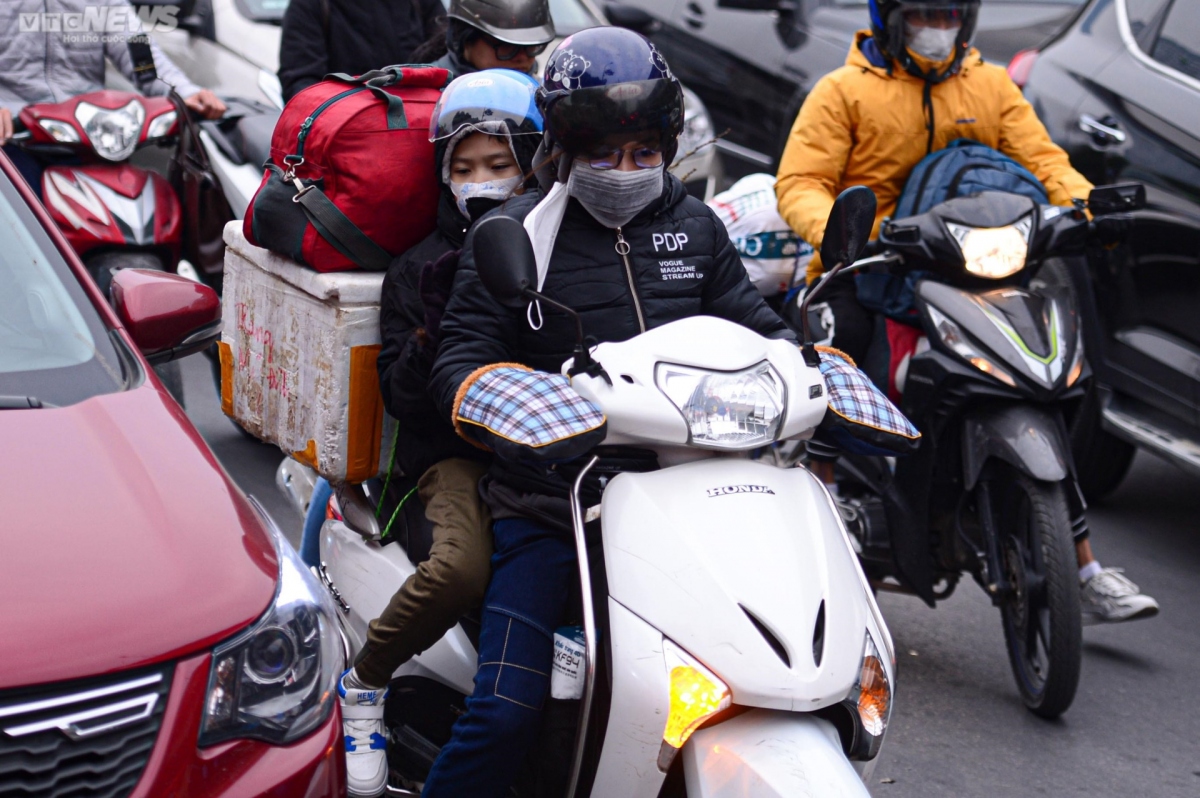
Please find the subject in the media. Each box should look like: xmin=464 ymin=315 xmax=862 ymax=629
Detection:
xmin=1080 ymin=568 xmax=1160 ymax=625
xmin=339 ymin=670 xmax=389 ymax=798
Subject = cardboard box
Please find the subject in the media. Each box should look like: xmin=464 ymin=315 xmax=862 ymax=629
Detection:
xmin=219 ymin=222 xmax=391 ymax=484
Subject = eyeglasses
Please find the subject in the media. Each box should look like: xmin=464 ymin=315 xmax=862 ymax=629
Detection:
xmin=485 ymin=36 xmax=549 ymax=61
xmin=584 ymin=147 xmax=664 ymax=170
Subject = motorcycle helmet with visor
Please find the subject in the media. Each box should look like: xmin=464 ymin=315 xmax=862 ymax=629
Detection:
xmin=448 ymin=0 xmax=556 ymax=47
xmin=429 ymin=69 xmax=544 ymax=143
xmin=538 ymin=27 xmax=684 ymax=168
xmin=868 ymin=0 xmax=980 ymax=78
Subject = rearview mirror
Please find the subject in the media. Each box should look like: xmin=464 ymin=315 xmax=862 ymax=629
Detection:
xmin=1088 ymin=183 xmax=1145 ymax=215
xmin=716 ymin=0 xmax=789 ymax=10
xmin=820 ymin=185 xmax=877 ymax=272
xmin=110 ymin=269 xmax=221 ymax=364
xmin=472 ymin=215 xmax=539 ymax=309
xmin=604 ymin=4 xmax=660 ymax=34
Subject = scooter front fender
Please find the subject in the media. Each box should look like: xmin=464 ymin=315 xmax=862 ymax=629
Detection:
xmin=683 ymin=709 xmax=872 ymax=798
xmin=962 ymin=404 xmax=1071 ymax=490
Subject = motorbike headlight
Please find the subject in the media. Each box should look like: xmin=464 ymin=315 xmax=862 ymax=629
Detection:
xmin=145 ymin=110 xmax=178 ymax=140
xmin=838 ymin=633 xmax=892 ymax=760
xmin=38 ymin=118 xmax=80 ymax=143
xmin=674 ymin=87 xmax=714 ymax=166
xmin=74 ymin=100 xmax=145 ymax=161
xmin=655 ymin=360 xmax=785 ymax=449
xmin=927 ymin=304 xmax=1017 ymax=388
xmin=658 ymin=639 xmax=732 ymax=770
xmin=199 ymin=501 xmax=344 ymax=747
xmin=947 ymin=217 xmax=1032 ymax=280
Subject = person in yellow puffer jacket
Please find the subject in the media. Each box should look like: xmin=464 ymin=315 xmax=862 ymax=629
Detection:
xmin=777 ymin=0 xmax=1159 ymax=627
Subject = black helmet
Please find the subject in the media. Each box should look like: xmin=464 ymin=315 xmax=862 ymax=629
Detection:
xmin=868 ymin=0 xmax=980 ymax=80
xmin=448 ymin=0 xmax=556 ymax=46
xmin=538 ymin=27 xmax=684 ymax=167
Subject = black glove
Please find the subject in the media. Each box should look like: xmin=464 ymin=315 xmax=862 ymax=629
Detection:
xmin=418 ymin=249 xmax=460 ymax=349
xmin=1090 ymin=213 xmax=1133 ymax=248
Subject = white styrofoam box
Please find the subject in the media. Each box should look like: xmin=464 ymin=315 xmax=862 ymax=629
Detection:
xmin=219 ymin=222 xmax=392 ymax=484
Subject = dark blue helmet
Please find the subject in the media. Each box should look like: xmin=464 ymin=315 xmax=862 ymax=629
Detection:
xmin=538 ymin=27 xmax=684 ymax=162
xmin=868 ymin=0 xmax=980 ymax=80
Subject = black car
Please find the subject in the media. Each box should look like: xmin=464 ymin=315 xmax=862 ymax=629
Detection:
xmin=1020 ymin=0 xmax=1200 ymax=497
xmin=614 ymin=0 xmax=1086 ymax=179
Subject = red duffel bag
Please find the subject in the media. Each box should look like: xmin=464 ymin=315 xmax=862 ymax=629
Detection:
xmin=243 ymin=65 xmax=449 ymax=272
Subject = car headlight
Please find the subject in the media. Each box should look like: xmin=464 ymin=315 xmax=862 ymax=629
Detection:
xmin=145 ymin=110 xmax=178 ymax=139
xmin=947 ymin=216 xmax=1032 ymax=280
xmin=836 ymin=633 xmax=892 ymax=760
xmin=674 ymin=87 xmax=714 ymax=166
xmin=198 ymin=500 xmax=344 ymax=747
xmin=655 ymin=360 xmax=786 ymax=448
xmin=927 ymin=304 xmax=1017 ymax=387
xmin=38 ymin=118 xmax=80 ymax=143
xmin=74 ymin=100 xmax=145 ymax=161
xmin=657 ymin=639 xmax=732 ymax=770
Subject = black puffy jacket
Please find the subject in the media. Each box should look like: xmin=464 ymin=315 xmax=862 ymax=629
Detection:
xmin=279 ymin=0 xmax=445 ymax=102
xmin=429 ymin=173 xmax=793 ymax=524
xmin=378 ymin=192 xmax=485 ymax=478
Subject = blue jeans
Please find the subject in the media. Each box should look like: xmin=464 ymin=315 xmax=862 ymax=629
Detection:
xmin=300 ymin=477 xmax=333 ymax=569
xmin=422 ymin=517 xmax=577 ymax=798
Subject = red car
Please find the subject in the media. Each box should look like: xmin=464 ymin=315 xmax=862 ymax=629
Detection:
xmin=0 ymin=151 xmax=345 ymax=795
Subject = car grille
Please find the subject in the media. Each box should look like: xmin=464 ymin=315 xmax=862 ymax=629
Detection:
xmin=0 ymin=664 xmax=173 ymax=798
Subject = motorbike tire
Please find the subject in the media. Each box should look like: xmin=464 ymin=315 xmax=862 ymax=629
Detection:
xmin=1069 ymin=385 xmax=1135 ymax=503
xmin=86 ymin=251 xmax=186 ymax=408
xmin=990 ymin=470 xmax=1081 ymax=719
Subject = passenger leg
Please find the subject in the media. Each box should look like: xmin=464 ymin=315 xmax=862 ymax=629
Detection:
xmin=421 ymin=517 xmax=577 ymax=798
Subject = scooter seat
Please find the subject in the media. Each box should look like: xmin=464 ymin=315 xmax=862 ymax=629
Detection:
xmin=237 ymin=111 xmax=279 ymax=171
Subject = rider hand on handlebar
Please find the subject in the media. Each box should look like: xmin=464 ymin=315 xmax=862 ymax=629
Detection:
xmin=183 ymin=89 xmax=226 ymax=120
xmin=0 ymin=109 xmax=12 ymax=146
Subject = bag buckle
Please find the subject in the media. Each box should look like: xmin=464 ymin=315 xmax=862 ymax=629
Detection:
xmin=281 ymin=155 xmax=304 ymax=182
xmin=290 ymin=176 xmax=314 ymax=202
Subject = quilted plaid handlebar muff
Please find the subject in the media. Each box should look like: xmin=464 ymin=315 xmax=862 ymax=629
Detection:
xmin=453 ymin=364 xmax=608 ymax=463
xmin=814 ymin=347 xmax=922 ymax=457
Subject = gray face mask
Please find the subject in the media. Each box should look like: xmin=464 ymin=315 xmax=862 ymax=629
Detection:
xmin=566 ymin=163 xmax=664 ymax=229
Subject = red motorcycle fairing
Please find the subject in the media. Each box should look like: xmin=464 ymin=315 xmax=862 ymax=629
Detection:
xmin=42 ymin=164 xmax=182 ymax=259
xmin=19 ymin=90 xmax=177 ymax=150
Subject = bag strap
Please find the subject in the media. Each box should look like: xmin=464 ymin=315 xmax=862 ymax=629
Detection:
xmin=324 ymin=67 xmax=409 ymax=129
xmin=291 ymin=181 xmax=392 ymax=270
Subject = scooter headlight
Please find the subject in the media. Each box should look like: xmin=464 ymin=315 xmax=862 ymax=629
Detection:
xmin=927 ymin=304 xmax=1017 ymax=388
xmin=658 ymin=639 xmax=732 ymax=770
xmin=947 ymin=217 xmax=1032 ymax=280
xmin=74 ymin=100 xmax=145 ymax=161
xmin=199 ymin=500 xmax=343 ymax=746
xmin=655 ymin=360 xmax=785 ymax=449
xmin=37 ymin=118 xmax=80 ymax=143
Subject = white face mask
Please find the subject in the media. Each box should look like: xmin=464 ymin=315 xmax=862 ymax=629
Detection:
xmin=904 ymin=22 xmax=961 ymax=61
xmin=451 ymin=175 xmax=523 ymax=220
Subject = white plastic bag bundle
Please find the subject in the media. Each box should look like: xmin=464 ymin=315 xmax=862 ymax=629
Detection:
xmin=708 ymin=173 xmax=813 ymax=297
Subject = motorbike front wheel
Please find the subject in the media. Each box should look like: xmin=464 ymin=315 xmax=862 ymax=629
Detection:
xmin=987 ymin=469 xmax=1081 ymax=719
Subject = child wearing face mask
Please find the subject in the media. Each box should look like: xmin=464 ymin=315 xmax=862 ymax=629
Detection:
xmin=775 ymin=0 xmax=1158 ymax=635
xmin=331 ymin=69 xmax=543 ymax=798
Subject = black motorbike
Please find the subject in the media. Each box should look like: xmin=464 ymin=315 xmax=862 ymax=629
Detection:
xmin=792 ymin=184 xmax=1144 ymax=718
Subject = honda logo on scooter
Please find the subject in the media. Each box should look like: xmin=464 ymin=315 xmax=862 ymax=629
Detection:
xmin=705 ymin=484 xmax=775 ymax=498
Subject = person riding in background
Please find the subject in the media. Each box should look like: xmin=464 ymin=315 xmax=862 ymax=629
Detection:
xmin=774 ymin=0 xmax=1158 ymax=625
xmin=0 ymin=0 xmax=226 ymax=190
xmin=410 ymin=0 xmax=555 ymax=80
xmin=421 ymin=28 xmax=793 ymax=797
xmin=330 ymin=70 xmax=544 ymax=798
xmin=278 ymin=0 xmax=446 ymax=102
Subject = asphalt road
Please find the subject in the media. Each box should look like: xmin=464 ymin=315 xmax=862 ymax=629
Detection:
xmin=180 ymin=354 xmax=1199 ymax=797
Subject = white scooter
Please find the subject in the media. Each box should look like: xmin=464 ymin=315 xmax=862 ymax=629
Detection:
xmin=315 ymin=189 xmax=897 ymax=797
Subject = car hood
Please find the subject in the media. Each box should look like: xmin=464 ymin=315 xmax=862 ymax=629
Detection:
xmin=0 ymin=384 xmax=278 ymax=689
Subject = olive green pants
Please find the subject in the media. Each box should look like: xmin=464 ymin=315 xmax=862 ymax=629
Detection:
xmin=354 ymin=458 xmax=492 ymax=687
